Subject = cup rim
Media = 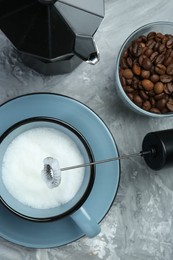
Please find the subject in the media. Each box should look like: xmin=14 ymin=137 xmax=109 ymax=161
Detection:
xmin=0 ymin=116 xmax=95 ymax=221
xmin=115 ymin=21 xmax=173 ymax=117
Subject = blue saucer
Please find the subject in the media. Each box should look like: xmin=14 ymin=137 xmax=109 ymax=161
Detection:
xmin=0 ymin=93 xmax=120 ymax=248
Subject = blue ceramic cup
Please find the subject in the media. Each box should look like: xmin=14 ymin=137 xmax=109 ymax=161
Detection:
xmin=0 ymin=117 xmax=101 ymax=238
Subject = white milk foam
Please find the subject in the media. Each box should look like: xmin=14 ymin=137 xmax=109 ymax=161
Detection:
xmin=2 ymin=127 xmax=85 ymax=209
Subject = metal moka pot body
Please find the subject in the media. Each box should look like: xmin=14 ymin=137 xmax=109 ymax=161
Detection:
xmin=0 ymin=0 xmax=105 ymax=75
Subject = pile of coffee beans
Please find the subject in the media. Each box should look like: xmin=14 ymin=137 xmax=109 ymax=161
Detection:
xmin=119 ymin=31 xmax=173 ymax=114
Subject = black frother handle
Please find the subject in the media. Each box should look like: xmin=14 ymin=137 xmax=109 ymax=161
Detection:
xmin=142 ymin=129 xmax=173 ymax=170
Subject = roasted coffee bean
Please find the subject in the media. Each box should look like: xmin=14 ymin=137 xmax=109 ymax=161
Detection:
xmin=126 ymin=79 xmax=132 ymax=85
xmin=154 ymin=93 xmax=165 ymax=100
xmin=150 ymin=108 xmax=161 ymax=114
xmin=128 ymin=45 xmax=133 ymax=55
xmin=133 ymin=94 xmax=143 ymax=107
xmin=147 ymin=90 xmax=155 ymax=97
xmin=150 ymin=74 xmax=160 ymax=83
xmin=141 ymin=42 xmax=146 ymax=48
xmin=165 ymin=49 xmax=173 ymax=59
xmin=132 ymin=63 xmax=141 ymax=75
xmin=164 ymin=84 xmax=170 ymax=94
xmin=123 ymin=50 xmax=128 ymax=58
xmin=126 ymin=57 xmax=133 ymax=68
xmin=160 ymin=74 xmax=172 ymax=83
xmin=161 ymin=108 xmax=169 ymax=114
xmin=167 ymin=82 xmax=173 ymax=93
xmin=138 ymin=55 xmax=145 ymax=66
xmin=136 ymin=37 xmax=142 ymax=43
xmin=124 ymin=86 xmax=134 ymax=93
xmin=168 ymin=34 xmax=173 ymax=39
xmin=164 ymin=49 xmax=172 ymax=60
xmin=154 ymin=82 xmax=164 ymax=94
xmin=142 ymin=100 xmax=151 ymax=111
xmin=155 ymin=64 xmax=166 ymax=75
xmin=132 ymin=79 xmax=138 ymax=89
xmin=155 ymin=33 xmax=164 ymax=41
xmin=166 ymin=99 xmax=173 ymax=111
xmin=138 ymin=84 xmax=143 ymax=90
xmin=122 ymin=69 xmax=133 ymax=79
xmin=142 ymin=46 xmax=148 ymax=54
xmin=142 ymin=79 xmax=154 ymax=91
xmin=141 ymin=70 xmax=150 ymax=79
xmin=166 ymin=64 xmax=173 ymax=75
xmin=127 ymin=93 xmax=133 ymax=100
xmin=163 ymin=57 xmax=172 ymax=67
xmin=166 ymin=38 xmax=173 ymax=49
xmin=150 ymin=97 xmax=156 ymax=107
xmin=146 ymin=39 xmax=155 ymax=48
xmin=144 ymin=48 xmax=153 ymax=57
xmin=158 ymin=43 xmax=166 ymax=53
xmin=142 ymin=57 xmax=152 ymax=70
xmin=165 ymin=94 xmax=169 ymax=101
xmin=155 ymin=53 xmax=165 ymax=64
xmin=147 ymin=32 xmax=156 ymax=39
xmin=140 ymin=35 xmax=147 ymax=42
xmin=150 ymin=52 xmax=159 ymax=63
xmin=133 ymin=77 xmax=139 ymax=83
xmin=120 ymin=76 xmax=126 ymax=87
xmin=132 ymin=42 xmax=143 ymax=57
xmin=154 ymin=42 xmax=160 ymax=52
xmin=139 ymin=90 xmax=149 ymax=100
xmin=120 ymin=58 xmax=128 ymax=69
xmin=156 ymin=99 xmax=166 ymax=110
xmin=162 ymin=35 xmax=169 ymax=44
xmin=119 ymin=69 xmax=123 ymax=78
xmin=151 ymin=67 xmax=155 ymax=75
xmin=170 ymin=50 xmax=173 ymax=58
xmin=148 ymin=40 xmax=156 ymax=49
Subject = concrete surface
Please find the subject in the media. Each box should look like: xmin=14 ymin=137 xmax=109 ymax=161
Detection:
xmin=1 ymin=0 xmax=173 ymax=259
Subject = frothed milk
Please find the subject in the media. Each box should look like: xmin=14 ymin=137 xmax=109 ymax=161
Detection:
xmin=2 ymin=127 xmax=85 ymax=209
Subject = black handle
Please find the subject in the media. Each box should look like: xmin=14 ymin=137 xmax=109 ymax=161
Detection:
xmin=142 ymin=129 xmax=173 ymax=170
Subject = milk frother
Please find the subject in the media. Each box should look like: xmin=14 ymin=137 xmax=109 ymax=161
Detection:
xmin=62 ymin=128 xmax=173 ymax=171
xmin=43 ymin=128 xmax=173 ymax=188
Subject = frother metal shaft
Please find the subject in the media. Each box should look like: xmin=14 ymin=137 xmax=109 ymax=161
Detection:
xmin=60 ymin=150 xmax=151 ymax=172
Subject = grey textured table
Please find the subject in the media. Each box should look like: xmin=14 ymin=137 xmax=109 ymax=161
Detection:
xmin=1 ymin=0 xmax=173 ymax=259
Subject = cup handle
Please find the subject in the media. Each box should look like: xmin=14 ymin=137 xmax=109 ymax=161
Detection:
xmin=70 ymin=206 xmax=101 ymax=238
